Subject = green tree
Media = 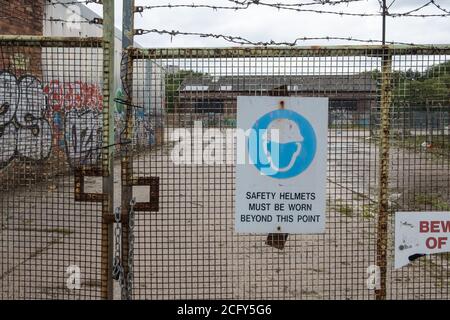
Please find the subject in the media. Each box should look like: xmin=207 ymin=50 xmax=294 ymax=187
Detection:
xmin=165 ymin=70 xmax=205 ymax=113
xmin=393 ymin=63 xmax=450 ymax=108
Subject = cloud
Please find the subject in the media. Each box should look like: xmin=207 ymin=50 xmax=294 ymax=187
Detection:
xmin=88 ymin=0 xmax=450 ymax=47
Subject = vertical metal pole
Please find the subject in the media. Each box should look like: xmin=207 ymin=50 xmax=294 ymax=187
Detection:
xmin=382 ymin=0 xmax=386 ymax=45
xmin=102 ymin=0 xmax=115 ymax=300
xmin=122 ymin=0 xmax=135 ymax=50
xmin=375 ymin=49 xmax=392 ymax=300
xmin=121 ymin=0 xmax=135 ymax=300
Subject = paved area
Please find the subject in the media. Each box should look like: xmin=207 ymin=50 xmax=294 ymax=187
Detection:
xmin=1 ymin=129 xmax=449 ymax=299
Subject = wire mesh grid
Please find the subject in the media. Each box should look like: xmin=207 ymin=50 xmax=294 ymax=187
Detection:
xmin=0 ymin=38 xmax=109 ymax=299
xmin=387 ymin=48 xmax=450 ymax=299
xmin=1 ymin=41 xmax=448 ymax=300
xmin=121 ymin=47 xmax=390 ymax=300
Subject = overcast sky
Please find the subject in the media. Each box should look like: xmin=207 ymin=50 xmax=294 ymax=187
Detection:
xmin=86 ymin=0 xmax=450 ymax=47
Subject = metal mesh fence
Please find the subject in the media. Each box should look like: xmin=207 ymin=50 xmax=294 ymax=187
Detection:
xmin=1 ymin=41 xmax=449 ymax=300
xmin=119 ymin=46 xmax=450 ymax=300
xmin=387 ymin=48 xmax=450 ymax=299
xmin=0 ymin=37 xmax=110 ymax=299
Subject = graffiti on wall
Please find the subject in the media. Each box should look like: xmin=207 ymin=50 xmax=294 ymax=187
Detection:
xmin=133 ymin=108 xmax=154 ymax=147
xmin=114 ymin=87 xmax=155 ymax=150
xmin=0 ymin=71 xmax=52 ymax=169
xmin=0 ymin=73 xmax=104 ymax=170
xmin=43 ymin=80 xmax=103 ymax=112
xmin=64 ymin=109 xmax=102 ymax=167
xmin=1 ymin=72 xmax=160 ymax=171
xmin=43 ymin=80 xmax=103 ymax=167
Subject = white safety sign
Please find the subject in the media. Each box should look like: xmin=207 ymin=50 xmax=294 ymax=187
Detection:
xmin=395 ymin=212 xmax=450 ymax=269
xmin=235 ymin=96 xmax=328 ymax=234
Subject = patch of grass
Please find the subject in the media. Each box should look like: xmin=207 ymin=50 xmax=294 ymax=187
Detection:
xmin=422 ymin=258 xmax=448 ymax=285
xmin=300 ymin=289 xmax=322 ymax=298
xmin=414 ymin=194 xmax=450 ymax=211
xmin=352 ymin=193 xmax=366 ymax=201
xmin=307 ymin=267 xmax=324 ymax=273
xmin=83 ymin=279 xmax=102 ymax=288
xmin=369 ymin=134 xmax=450 ymax=164
xmin=392 ymin=135 xmax=450 ymax=159
xmin=45 ymin=228 xmax=73 ymax=235
xmin=361 ymin=204 xmax=376 ymax=219
xmin=336 ymin=204 xmax=353 ymax=217
xmin=22 ymin=218 xmax=33 ymax=225
xmin=330 ymin=124 xmax=369 ymax=130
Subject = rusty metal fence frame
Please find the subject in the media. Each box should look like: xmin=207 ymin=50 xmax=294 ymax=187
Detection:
xmin=1 ymin=0 xmax=116 ymax=300
xmin=0 ymin=0 xmax=448 ymax=301
xmin=118 ymin=45 xmax=450 ymax=300
xmin=0 ymin=35 xmax=114 ymax=299
xmin=0 ymin=29 xmax=449 ymax=300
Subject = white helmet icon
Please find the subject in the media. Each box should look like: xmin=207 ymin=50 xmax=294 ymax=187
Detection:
xmin=262 ymin=118 xmax=304 ymax=173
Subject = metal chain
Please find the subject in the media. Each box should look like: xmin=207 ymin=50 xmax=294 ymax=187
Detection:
xmin=126 ymin=198 xmax=136 ymax=300
xmin=111 ymin=199 xmax=136 ymax=300
xmin=111 ymin=207 xmax=126 ymax=296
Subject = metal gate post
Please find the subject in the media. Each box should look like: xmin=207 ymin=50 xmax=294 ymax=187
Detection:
xmin=102 ymin=0 xmax=115 ymax=300
xmin=120 ymin=0 xmax=136 ymax=299
xmin=375 ymin=47 xmax=392 ymax=300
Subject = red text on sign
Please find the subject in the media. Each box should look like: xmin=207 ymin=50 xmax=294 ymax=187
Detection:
xmin=419 ymin=220 xmax=450 ymax=233
xmin=425 ymin=237 xmax=448 ymax=249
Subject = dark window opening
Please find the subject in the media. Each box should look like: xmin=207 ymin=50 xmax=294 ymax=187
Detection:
xmin=194 ymin=100 xmax=224 ymax=113
xmin=330 ymin=100 xmax=357 ymax=111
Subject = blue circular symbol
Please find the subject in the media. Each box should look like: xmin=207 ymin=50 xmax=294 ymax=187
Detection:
xmin=248 ymin=109 xmax=316 ymax=179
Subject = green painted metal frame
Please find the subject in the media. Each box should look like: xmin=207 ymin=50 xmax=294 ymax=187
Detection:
xmin=120 ymin=0 xmax=136 ymax=300
xmin=0 ymin=2 xmax=116 ymax=299
xmin=0 ymin=36 xmax=104 ymax=46
xmin=102 ymin=0 xmax=115 ymax=300
xmin=128 ymin=44 xmax=450 ymax=59
xmin=376 ymin=50 xmax=392 ymax=300
xmin=124 ymin=43 xmax=450 ymax=300
xmin=4 ymin=30 xmax=448 ymax=300
xmin=0 ymin=29 xmax=114 ymax=298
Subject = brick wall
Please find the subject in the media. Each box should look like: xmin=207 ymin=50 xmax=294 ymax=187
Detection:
xmin=0 ymin=0 xmax=44 ymax=35
xmin=0 ymin=0 xmax=44 ymax=75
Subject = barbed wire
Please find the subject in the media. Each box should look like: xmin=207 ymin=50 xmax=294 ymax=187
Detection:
xmin=384 ymin=0 xmax=450 ymax=17
xmin=432 ymin=0 xmax=450 ymax=15
xmin=137 ymin=0 xmax=450 ymax=18
xmin=44 ymin=0 xmax=104 ymax=25
xmin=226 ymin=0 xmax=364 ymax=6
xmin=226 ymin=0 xmax=450 ymax=14
xmin=45 ymin=0 xmax=103 ymax=5
xmin=394 ymin=0 xmax=433 ymax=16
xmin=138 ymin=2 xmax=380 ymax=17
xmin=386 ymin=0 xmax=396 ymax=10
xmin=138 ymin=1 xmax=365 ymax=14
xmin=44 ymin=17 xmax=103 ymax=24
xmin=134 ymin=28 xmax=421 ymax=46
xmin=42 ymin=0 xmax=450 ymax=18
xmin=389 ymin=0 xmax=450 ymax=17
